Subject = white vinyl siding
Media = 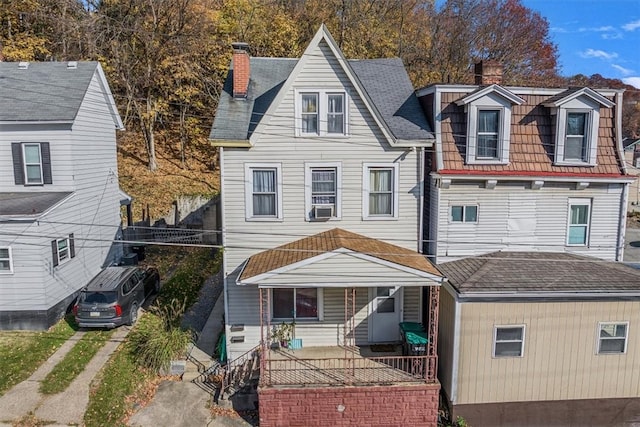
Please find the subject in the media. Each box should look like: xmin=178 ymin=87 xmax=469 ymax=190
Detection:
xmin=435 ymin=181 xmax=623 ymax=262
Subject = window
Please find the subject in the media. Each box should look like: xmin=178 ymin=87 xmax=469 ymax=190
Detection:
xmin=301 ymin=93 xmax=318 ymax=134
xmin=296 ymin=90 xmax=348 ymax=136
xmin=363 ymin=164 xmax=399 ymax=219
xmin=305 ymin=163 xmax=341 ymax=220
xmin=546 ymin=88 xmax=615 ymax=166
xmin=567 ymin=199 xmax=591 ymax=245
xmin=565 ymin=112 xmax=588 ymax=162
xmin=11 ymin=142 xmax=52 ymax=186
xmin=272 ymin=288 xmax=322 ymax=320
xmin=451 ymin=205 xmax=478 ymax=223
xmin=51 ymin=234 xmax=75 ymax=267
xmin=493 ymin=325 xmax=525 ymax=357
xmin=455 ymin=86 xmax=523 ymax=165
xmin=244 ymin=164 xmax=282 ymax=221
xmin=0 ymin=247 xmax=13 ymax=274
xmin=477 ymin=110 xmax=500 ymax=159
xmin=598 ymin=322 xmax=628 ymax=354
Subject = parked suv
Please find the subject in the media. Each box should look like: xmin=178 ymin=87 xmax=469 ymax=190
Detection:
xmin=73 ymin=266 xmax=160 ymax=328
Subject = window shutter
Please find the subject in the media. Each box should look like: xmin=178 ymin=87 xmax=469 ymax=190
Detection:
xmin=41 ymin=142 xmax=52 ymax=184
xmin=69 ymin=233 xmax=75 ymax=258
xmin=51 ymin=240 xmax=59 ymax=267
xmin=11 ymin=143 xmax=25 ymax=185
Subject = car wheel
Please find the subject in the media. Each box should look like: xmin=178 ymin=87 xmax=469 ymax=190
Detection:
xmin=128 ymin=304 xmax=138 ymax=326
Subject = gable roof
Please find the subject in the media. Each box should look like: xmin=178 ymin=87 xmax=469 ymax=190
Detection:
xmin=439 ymin=251 xmax=640 ymax=298
xmin=238 ymin=228 xmax=443 ymax=283
xmin=455 ymin=84 xmax=524 ymax=106
xmin=210 ymin=26 xmax=433 ymax=146
xmin=543 ymin=87 xmax=615 ymax=108
xmin=0 ymin=61 xmax=123 ymax=128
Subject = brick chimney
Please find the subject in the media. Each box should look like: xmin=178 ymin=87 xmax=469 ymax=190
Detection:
xmin=232 ymin=42 xmax=250 ymax=98
xmin=474 ymin=60 xmax=503 ymax=85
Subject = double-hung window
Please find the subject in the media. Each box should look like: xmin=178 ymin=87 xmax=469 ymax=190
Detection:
xmin=567 ymin=199 xmax=591 ymax=245
xmin=564 ymin=112 xmax=588 ymax=162
xmin=477 ymin=110 xmax=500 ymax=159
xmin=451 ymin=205 xmax=478 ymax=223
xmin=305 ymin=163 xmax=341 ymax=220
xmin=493 ymin=325 xmax=525 ymax=357
xmin=51 ymin=234 xmax=75 ymax=267
xmin=363 ymin=164 xmax=398 ymax=219
xmin=296 ymin=90 xmax=348 ymax=136
xmin=245 ymin=164 xmax=282 ymax=220
xmin=272 ymin=288 xmax=322 ymax=320
xmin=11 ymin=142 xmax=52 ymax=186
xmin=598 ymin=322 xmax=628 ymax=354
xmin=0 ymin=247 xmax=13 ymax=274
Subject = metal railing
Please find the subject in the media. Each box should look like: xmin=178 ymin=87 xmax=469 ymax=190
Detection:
xmin=221 ymin=345 xmax=261 ymax=396
xmin=262 ymin=354 xmax=437 ymax=387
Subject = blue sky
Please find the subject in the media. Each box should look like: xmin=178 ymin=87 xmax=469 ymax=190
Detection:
xmin=522 ymin=0 xmax=640 ymax=88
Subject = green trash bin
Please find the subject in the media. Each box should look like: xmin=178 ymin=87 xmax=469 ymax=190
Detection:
xmin=404 ymin=330 xmax=428 ymax=355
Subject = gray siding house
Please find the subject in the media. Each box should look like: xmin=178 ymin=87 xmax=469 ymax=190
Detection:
xmin=0 ymin=61 xmax=125 ymax=330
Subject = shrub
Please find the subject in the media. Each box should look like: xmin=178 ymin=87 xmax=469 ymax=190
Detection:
xmin=126 ymin=299 xmax=194 ymax=374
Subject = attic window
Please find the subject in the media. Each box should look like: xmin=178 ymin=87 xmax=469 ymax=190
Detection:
xmin=295 ymin=89 xmax=348 ymax=137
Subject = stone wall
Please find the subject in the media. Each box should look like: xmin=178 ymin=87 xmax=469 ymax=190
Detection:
xmin=259 ymin=384 xmax=440 ymax=426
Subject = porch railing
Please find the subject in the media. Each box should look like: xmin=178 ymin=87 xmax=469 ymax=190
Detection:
xmin=262 ymin=354 xmax=436 ymax=387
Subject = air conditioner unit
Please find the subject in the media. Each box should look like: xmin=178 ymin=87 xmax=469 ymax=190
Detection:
xmin=313 ymin=205 xmax=334 ymax=219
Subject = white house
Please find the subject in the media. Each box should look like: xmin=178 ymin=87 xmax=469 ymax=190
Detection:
xmin=0 ymin=61 xmax=125 ymax=330
xmin=211 ymin=26 xmax=443 ymax=426
xmin=417 ymin=61 xmax=634 ymax=263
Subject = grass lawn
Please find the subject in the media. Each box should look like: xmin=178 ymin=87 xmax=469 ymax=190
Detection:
xmin=40 ymin=328 xmax=115 ymax=395
xmin=0 ymin=317 xmax=76 ymax=396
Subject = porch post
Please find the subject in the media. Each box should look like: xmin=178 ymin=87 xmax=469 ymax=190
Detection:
xmin=427 ymin=285 xmax=440 ymax=382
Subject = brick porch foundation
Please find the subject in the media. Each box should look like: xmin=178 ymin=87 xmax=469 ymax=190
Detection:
xmin=258 ymin=383 xmax=440 ymax=427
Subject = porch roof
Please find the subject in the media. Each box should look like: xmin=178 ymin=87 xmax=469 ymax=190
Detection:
xmin=237 ymin=228 xmax=444 ymax=287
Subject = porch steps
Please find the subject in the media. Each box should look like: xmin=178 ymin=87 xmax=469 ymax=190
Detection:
xmin=183 ymin=343 xmax=220 ymax=383
xmin=223 ymin=351 xmax=260 ymax=398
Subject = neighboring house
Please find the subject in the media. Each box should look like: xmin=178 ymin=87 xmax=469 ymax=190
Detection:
xmin=623 ymin=137 xmax=640 ymax=211
xmin=437 ymin=251 xmax=640 ymax=426
xmin=211 ymin=25 xmax=443 ymax=426
xmin=417 ymin=61 xmax=634 ymax=263
xmin=0 ymin=61 xmax=125 ymax=330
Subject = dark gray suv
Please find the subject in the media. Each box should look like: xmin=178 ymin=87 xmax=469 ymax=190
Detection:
xmin=73 ymin=266 xmax=160 ymax=328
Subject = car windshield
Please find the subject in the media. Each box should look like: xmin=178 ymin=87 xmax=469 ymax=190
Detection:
xmin=80 ymin=291 xmax=117 ymax=304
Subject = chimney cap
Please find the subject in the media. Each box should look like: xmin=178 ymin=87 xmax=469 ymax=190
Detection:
xmin=232 ymin=42 xmax=250 ymax=52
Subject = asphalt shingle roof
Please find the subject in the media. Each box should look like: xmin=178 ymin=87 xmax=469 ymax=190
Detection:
xmin=438 ymin=251 xmax=640 ymax=294
xmin=0 ymin=192 xmax=73 ymax=218
xmin=210 ymin=57 xmax=433 ymax=142
xmin=0 ymin=62 xmax=98 ymax=122
xmin=239 ymin=228 xmax=443 ymax=281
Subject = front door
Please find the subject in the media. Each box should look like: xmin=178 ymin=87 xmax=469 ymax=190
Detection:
xmin=368 ymin=286 xmax=402 ymax=343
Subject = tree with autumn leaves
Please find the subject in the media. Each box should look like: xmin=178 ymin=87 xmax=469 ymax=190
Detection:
xmin=0 ymin=0 xmax=638 ymax=172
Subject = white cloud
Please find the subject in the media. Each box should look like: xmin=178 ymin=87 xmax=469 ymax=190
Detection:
xmin=623 ymin=19 xmax=640 ymax=31
xmin=579 ymin=49 xmax=618 ymax=60
xmin=602 ymin=32 xmax=623 ymax=40
xmin=579 ymin=26 xmax=616 ymax=32
xmin=623 ymin=77 xmax=640 ymax=89
xmin=612 ymin=64 xmax=634 ymax=75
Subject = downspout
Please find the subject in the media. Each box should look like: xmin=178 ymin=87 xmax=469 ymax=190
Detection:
xmin=418 ymin=146 xmax=424 ymax=253
xmin=219 ymin=147 xmax=232 ymax=359
xmin=614 ymin=91 xmax=628 ymax=261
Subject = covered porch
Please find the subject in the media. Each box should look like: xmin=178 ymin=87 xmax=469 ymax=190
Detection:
xmin=236 ymin=228 xmax=444 ymax=387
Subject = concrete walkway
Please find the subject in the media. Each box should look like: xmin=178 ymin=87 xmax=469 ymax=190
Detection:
xmin=0 ymin=326 xmax=129 ymax=426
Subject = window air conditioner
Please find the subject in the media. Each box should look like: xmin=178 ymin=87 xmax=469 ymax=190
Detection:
xmin=313 ymin=205 xmax=334 ymax=219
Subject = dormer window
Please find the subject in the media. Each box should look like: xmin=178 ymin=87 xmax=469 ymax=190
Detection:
xmin=544 ymin=88 xmax=615 ymax=166
xmin=296 ymin=89 xmax=348 ymax=136
xmin=456 ymin=85 xmax=524 ymax=165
